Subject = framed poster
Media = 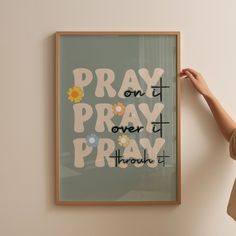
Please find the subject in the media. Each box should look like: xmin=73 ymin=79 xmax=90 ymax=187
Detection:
xmin=56 ymin=31 xmax=181 ymax=205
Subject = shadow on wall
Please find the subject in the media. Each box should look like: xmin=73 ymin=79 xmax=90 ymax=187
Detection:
xmin=42 ymin=34 xmax=56 ymax=210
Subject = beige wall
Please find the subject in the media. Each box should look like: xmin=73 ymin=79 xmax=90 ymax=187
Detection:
xmin=0 ymin=0 xmax=236 ymax=235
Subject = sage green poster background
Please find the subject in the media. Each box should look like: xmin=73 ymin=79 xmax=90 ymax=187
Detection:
xmin=58 ymin=34 xmax=178 ymax=202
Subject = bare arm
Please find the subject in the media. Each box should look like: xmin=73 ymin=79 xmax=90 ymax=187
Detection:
xmin=180 ymin=68 xmax=236 ymax=141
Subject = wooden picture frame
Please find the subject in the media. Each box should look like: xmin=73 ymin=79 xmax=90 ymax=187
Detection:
xmin=56 ymin=31 xmax=181 ymax=205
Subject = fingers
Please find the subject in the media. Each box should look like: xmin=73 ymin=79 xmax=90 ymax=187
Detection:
xmin=179 ymin=71 xmax=187 ymax=79
xmin=183 ymin=68 xmax=200 ymax=78
xmin=180 ymin=70 xmax=186 ymax=77
xmin=179 ymin=70 xmax=190 ymax=79
xmin=179 ymin=69 xmax=197 ymax=80
xmin=184 ymin=70 xmax=196 ymax=81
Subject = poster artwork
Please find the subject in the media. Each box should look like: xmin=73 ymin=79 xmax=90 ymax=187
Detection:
xmin=56 ymin=32 xmax=180 ymax=204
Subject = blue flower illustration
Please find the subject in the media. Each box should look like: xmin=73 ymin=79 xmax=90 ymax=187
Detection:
xmin=86 ymin=134 xmax=99 ymax=147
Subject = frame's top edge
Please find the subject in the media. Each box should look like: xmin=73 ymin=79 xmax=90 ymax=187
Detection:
xmin=55 ymin=31 xmax=180 ymax=36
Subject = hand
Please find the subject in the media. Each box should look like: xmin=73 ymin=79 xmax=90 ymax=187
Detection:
xmin=180 ymin=68 xmax=212 ymax=98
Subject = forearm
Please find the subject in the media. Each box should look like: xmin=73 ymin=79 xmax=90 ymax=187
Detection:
xmin=203 ymin=91 xmax=236 ymax=142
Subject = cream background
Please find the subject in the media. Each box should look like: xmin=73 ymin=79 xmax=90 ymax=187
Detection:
xmin=0 ymin=0 xmax=236 ymax=235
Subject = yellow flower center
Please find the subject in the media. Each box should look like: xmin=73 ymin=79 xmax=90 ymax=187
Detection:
xmin=71 ymin=90 xmax=79 ymax=98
